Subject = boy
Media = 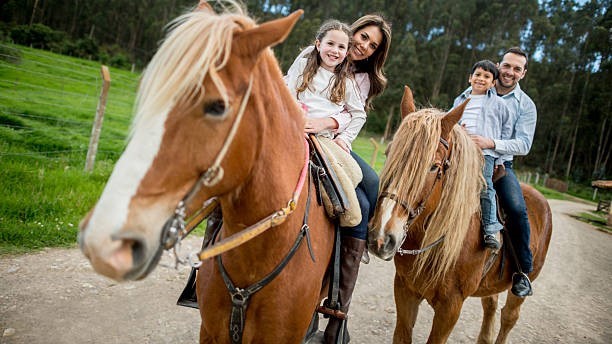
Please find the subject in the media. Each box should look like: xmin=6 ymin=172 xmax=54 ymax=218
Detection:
xmin=453 ymin=60 xmax=513 ymax=249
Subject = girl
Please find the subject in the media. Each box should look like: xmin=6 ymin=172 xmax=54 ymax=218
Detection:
xmin=284 ymin=19 xmax=366 ymax=146
xmin=285 ymin=17 xmax=392 ymax=343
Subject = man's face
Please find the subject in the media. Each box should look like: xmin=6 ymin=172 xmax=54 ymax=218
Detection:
xmin=497 ymin=53 xmax=527 ymax=90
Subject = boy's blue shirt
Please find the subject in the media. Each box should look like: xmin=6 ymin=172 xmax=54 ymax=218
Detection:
xmin=454 ymin=85 xmax=537 ymax=163
xmin=453 ymin=87 xmax=515 ymax=160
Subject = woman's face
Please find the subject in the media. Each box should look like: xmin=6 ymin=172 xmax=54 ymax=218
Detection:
xmin=350 ymin=25 xmax=383 ymax=61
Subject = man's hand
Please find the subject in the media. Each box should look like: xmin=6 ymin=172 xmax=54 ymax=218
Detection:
xmin=470 ymin=134 xmax=495 ymax=149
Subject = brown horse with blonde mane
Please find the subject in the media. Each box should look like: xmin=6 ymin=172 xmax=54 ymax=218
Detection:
xmin=79 ymin=2 xmax=336 ymax=343
xmin=368 ymin=86 xmax=553 ymax=343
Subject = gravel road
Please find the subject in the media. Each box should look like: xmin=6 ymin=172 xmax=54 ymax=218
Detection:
xmin=1 ymin=199 xmax=610 ymax=343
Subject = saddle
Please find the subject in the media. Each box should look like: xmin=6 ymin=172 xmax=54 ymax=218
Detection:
xmin=308 ymin=134 xmax=362 ymax=227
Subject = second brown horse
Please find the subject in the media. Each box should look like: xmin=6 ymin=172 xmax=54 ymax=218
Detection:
xmin=368 ymin=87 xmax=553 ymax=344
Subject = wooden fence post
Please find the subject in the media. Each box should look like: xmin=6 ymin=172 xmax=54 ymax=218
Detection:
xmin=381 ymin=106 xmax=395 ymax=144
xmin=370 ymin=137 xmax=379 ymax=168
xmin=85 ymin=65 xmax=111 ymax=172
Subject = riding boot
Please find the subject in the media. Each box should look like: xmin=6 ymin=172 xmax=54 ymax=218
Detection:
xmin=323 ymin=236 xmax=366 ymax=344
xmin=176 ymin=206 xmax=223 ymax=309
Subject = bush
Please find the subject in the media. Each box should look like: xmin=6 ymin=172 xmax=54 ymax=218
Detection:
xmin=62 ymin=37 xmax=99 ymax=60
xmin=10 ymin=24 xmax=66 ymax=50
xmin=99 ymin=44 xmax=132 ymax=70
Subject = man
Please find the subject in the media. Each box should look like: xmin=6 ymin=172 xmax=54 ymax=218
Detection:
xmin=469 ymin=47 xmax=536 ymax=297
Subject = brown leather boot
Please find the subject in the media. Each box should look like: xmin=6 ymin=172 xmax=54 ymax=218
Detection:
xmin=323 ymin=236 xmax=366 ymax=344
xmin=176 ymin=206 xmax=223 ymax=309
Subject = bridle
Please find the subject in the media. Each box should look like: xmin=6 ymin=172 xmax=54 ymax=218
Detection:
xmin=159 ymin=75 xmax=310 ymax=265
xmin=378 ymin=136 xmax=451 ymax=255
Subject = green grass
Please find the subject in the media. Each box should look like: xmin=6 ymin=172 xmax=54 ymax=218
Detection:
xmin=351 ymin=135 xmax=388 ymax=173
xmin=532 ymin=184 xmax=567 ymax=200
xmin=573 ymin=211 xmax=611 ymax=233
xmin=0 ymin=43 xmax=137 ymax=255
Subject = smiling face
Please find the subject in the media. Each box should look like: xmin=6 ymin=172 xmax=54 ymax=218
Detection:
xmin=469 ymin=67 xmax=496 ymax=95
xmin=496 ymin=52 xmax=527 ymax=94
xmin=315 ymin=29 xmax=350 ymax=72
xmin=350 ymin=25 xmax=383 ymax=61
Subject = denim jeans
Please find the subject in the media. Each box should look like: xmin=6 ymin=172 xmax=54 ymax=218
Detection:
xmin=341 ymin=152 xmax=379 ymax=240
xmin=481 ymin=155 xmax=504 ymax=235
xmin=495 ymin=161 xmax=533 ymax=273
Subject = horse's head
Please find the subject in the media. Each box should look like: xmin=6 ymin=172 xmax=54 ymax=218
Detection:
xmin=78 ymin=5 xmax=304 ymax=281
xmin=368 ymin=86 xmax=481 ymax=267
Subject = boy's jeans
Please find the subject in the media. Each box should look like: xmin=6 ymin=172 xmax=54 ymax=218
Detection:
xmin=481 ymin=155 xmax=503 ymax=235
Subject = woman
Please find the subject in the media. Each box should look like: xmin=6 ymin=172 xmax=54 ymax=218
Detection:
xmin=294 ymin=14 xmax=392 ymax=344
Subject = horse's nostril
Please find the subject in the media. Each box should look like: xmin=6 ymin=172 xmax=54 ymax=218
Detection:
xmin=385 ymin=234 xmax=396 ymax=252
xmin=130 ymin=238 xmax=146 ymax=269
xmin=111 ymin=232 xmax=148 ymax=271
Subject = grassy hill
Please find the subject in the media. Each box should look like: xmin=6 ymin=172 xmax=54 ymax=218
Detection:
xmin=0 ymin=43 xmax=138 ymax=254
xmin=0 ymin=43 xmax=388 ymax=255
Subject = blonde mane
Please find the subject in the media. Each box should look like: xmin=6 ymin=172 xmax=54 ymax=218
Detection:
xmin=380 ymin=109 xmax=484 ymax=286
xmin=131 ymin=2 xmax=253 ymax=135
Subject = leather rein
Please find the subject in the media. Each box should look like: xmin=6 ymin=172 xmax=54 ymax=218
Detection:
xmin=378 ymin=136 xmax=451 ymax=255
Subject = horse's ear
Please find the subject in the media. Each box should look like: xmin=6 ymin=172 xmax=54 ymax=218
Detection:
xmin=400 ymin=85 xmax=416 ymax=118
xmin=196 ymin=0 xmax=213 ymax=12
xmin=234 ymin=10 xmax=303 ymax=59
xmin=441 ymin=98 xmax=469 ymax=136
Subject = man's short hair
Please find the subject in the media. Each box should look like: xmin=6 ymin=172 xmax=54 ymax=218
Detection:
xmin=503 ymin=46 xmax=529 ymax=69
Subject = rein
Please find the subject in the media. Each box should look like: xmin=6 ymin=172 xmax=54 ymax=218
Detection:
xmin=161 ymin=74 xmax=311 ymax=264
xmin=193 ymin=139 xmax=310 ymax=262
xmin=379 ymin=137 xmax=451 ymax=255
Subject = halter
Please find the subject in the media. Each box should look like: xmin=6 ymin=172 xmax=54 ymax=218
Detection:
xmin=160 ymin=75 xmax=254 ymax=255
xmin=160 ymin=75 xmax=310 ymax=264
xmin=378 ymin=136 xmax=451 ymax=255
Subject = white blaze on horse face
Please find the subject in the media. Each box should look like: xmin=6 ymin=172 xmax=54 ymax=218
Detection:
xmin=81 ymin=108 xmax=170 ymax=265
xmin=382 ymin=199 xmax=407 ymax=234
xmin=374 ymin=197 xmax=407 ymax=254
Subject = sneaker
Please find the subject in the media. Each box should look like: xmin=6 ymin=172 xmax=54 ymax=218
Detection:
xmin=483 ymin=234 xmax=500 ymax=250
xmin=511 ymin=272 xmax=533 ymax=297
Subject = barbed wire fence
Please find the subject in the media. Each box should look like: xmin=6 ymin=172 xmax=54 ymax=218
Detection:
xmin=0 ymin=43 xmax=138 ymax=171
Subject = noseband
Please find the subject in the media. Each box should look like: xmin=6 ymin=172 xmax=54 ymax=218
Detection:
xmin=379 ymin=137 xmax=451 ymax=221
xmin=378 ymin=136 xmax=451 ymax=255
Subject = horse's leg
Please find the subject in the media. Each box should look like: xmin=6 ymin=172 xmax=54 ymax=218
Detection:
xmin=199 ymin=324 xmax=214 ymax=344
xmin=477 ymin=294 xmax=499 ymax=344
xmin=427 ymin=295 xmax=464 ymax=344
xmin=392 ymin=274 xmax=422 ymax=344
xmin=495 ymin=291 xmax=526 ymax=344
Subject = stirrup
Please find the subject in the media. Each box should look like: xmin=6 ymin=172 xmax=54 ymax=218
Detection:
xmin=316 ymin=304 xmax=347 ymax=320
xmin=511 ymin=272 xmax=533 ymax=297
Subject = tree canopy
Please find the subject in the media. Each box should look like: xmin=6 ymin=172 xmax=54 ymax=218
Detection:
xmin=1 ymin=0 xmax=610 ymax=182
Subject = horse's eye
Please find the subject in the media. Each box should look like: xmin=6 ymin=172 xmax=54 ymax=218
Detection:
xmin=429 ymin=164 xmax=439 ymax=173
xmin=203 ymin=100 xmax=226 ymax=117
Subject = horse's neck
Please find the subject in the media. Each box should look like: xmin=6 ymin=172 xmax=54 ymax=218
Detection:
xmin=221 ymin=72 xmax=305 ymax=239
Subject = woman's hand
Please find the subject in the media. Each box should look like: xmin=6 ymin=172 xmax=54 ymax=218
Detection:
xmin=304 ymin=117 xmax=339 ymax=133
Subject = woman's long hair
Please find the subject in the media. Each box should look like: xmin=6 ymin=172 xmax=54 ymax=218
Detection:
xmin=296 ymin=20 xmax=353 ymax=105
xmin=350 ymin=14 xmax=391 ymax=110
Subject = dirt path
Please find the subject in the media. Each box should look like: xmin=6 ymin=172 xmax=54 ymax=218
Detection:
xmin=1 ymin=199 xmax=611 ymax=343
